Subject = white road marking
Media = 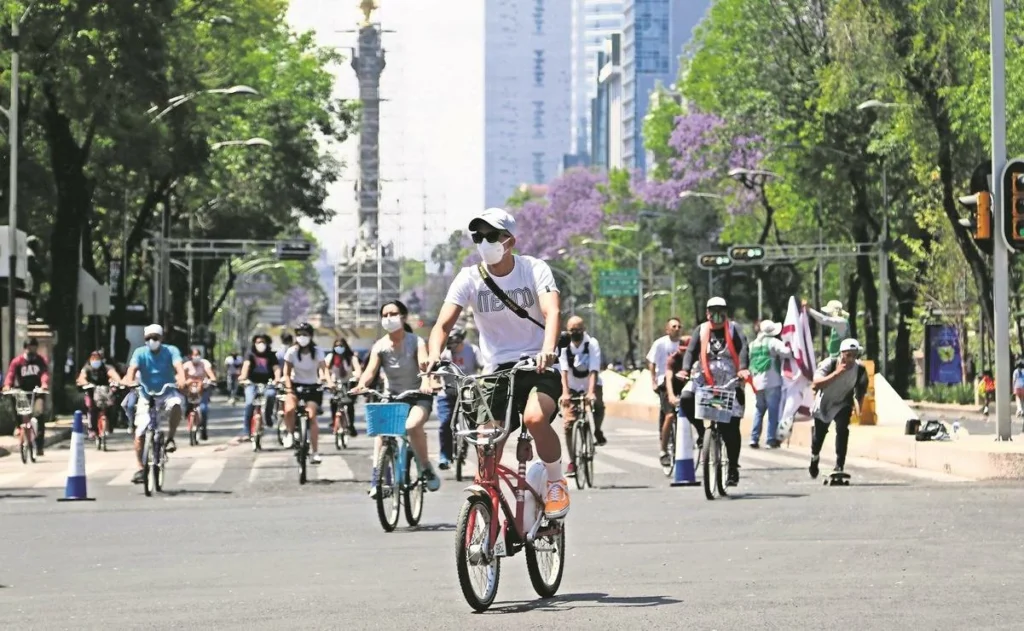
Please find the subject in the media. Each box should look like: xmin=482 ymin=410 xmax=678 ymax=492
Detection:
xmin=314 ymin=455 xmax=354 ymax=482
xmin=248 ymin=454 xmax=292 ymax=483
xmin=599 ymin=447 xmax=662 ymax=470
xmin=178 ymin=458 xmax=227 ymax=485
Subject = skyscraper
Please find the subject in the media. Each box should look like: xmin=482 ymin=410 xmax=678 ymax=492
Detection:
xmin=484 ymin=0 xmax=572 ymax=208
xmin=570 ymin=0 xmax=625 ymax=160
xmin=621 ymin=0 xmax=711 ymax=173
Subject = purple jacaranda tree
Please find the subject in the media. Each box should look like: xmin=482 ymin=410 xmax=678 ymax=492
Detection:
xmin=511 ymin=168 xmax=608 ymax=261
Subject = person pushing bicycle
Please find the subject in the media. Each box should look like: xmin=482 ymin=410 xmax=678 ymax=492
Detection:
xmin=121 ymin=324 xmax=186 ymax=484
xmin=677 ymin=297 xmax=750 ymax=487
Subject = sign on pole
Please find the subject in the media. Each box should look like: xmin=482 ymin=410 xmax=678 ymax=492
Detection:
xmin=597 ymin=269 xmax=639 ymax=297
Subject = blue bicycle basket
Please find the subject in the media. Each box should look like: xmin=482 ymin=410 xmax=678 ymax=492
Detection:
xmin=365 ymin=402 xmax=410 ymax=436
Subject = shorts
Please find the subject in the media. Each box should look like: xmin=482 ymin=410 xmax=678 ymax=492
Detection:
xmin=405 ymin=393 xmax=433 ymax=416
xmin=485 ymin=363 xmax=562 ymax=433
xmin=657 ymin=383 xmax=673 ymax=418
xmin=292 ymin=384 xmax=324 ymax=408
xmin=134 ymin=389 xmax=183 ymax=438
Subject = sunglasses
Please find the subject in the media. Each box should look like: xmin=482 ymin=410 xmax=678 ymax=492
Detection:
xmin=568 ymin=329 xmax=584 ymax=334
xmin=471 ymin=231 xmax=504 ymax=244
xmin=145 ymin=335 xmax=161 ymax=341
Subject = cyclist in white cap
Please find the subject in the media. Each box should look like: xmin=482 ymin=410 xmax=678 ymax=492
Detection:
xmin=121 ymin=324 xmax=186 ymax=484
xmin=427 ymin=207 xmax=570 ymax=520
xmin=808 ymin=337 xmax=868 ymax=478
xmin=678 ymin=296 xmax=750 ymax=486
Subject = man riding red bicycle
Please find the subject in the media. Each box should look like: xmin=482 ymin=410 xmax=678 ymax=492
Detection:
xmin=3 ymin=337 xmax=51 ymax=455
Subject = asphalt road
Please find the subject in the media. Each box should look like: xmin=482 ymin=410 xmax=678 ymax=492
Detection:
xmin=1 ymin=399 xmax=1022 ymax=629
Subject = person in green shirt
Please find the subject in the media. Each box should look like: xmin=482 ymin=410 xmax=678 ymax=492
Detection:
xmin=749 ymin=320 xmax=792 ymax=448
xmin=806 ymin=299 xmax=850 ymax=359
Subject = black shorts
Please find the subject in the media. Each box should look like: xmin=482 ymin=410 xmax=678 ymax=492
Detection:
xmin=292 ymin=384 xmax=323 ymax=408
xmin=485 ymin=363 xmax=562 ymax=432
xmin=657 ymin=383 xmax=673 ymax=417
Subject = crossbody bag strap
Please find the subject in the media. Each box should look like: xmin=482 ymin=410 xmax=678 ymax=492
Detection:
xmin=477 ymin=263 xmax=545 ymax=329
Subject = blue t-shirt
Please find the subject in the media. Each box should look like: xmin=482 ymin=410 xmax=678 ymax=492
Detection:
xmin=129 ymin=345 xmax=182 ymax=394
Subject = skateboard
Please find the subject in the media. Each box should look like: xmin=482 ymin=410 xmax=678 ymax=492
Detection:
xmin=824 ymin=471 xmax=850 ymax=486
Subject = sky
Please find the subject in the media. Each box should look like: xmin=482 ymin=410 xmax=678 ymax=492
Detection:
xmin=285 ymin=0 xmax=484 ymax=269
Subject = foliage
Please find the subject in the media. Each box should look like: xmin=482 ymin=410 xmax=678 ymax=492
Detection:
xmin=906 ymin=383 xmax=975 ymax=406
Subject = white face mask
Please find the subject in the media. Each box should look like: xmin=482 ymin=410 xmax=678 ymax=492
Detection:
xmin=192 ymin=356 xmax=202 ymax=363
xmin=254 ymin=343 xmax=267 ymax=353
xmin=296 ymin=335 xmax=311 ymax=347
xmin=334 ymin=345 xmax=345 ymax=354
xmin=90 ymin=360 xmax=102 ymax=369
xmin=381 ymin=316 xmax=403 ymax=333
xmin=476 ymin=238 xmax=508 ymax=265
xmin=147 ymin=339 xmax=161 ymax=351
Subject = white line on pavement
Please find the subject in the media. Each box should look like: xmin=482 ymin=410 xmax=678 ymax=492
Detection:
xmin=178 ymin=458 xmax=227 ymax=485
xmin=107 ymin=467 xmax=139 ymax=486
xmin=248 ymin=454 xmax=292 ymax=484
xmin=0 ymin=471 xmax=29 ymax=488
xmin=610 ymin=428 xmax=659 ymax=437
xmin=315 ymin=455 xmax=354 ymax=482
xmin=598 ymin=447 xmax=662 ymax=470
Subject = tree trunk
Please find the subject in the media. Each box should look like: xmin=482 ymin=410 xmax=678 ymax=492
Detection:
xmin=845 ymin=271 xmax=860 ymax=342
xmin=41 ymin=88 xmax=93 ymax=404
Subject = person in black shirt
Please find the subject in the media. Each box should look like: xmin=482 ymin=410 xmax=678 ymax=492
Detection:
xmin=76 ymin=350 xmax=122 ymax=437
xmin=239 ymin=333 xmax=282 ymax=432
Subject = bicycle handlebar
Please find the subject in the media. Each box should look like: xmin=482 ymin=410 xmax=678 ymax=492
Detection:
xmin=3 ymin=387 xmax=48 ymax=395
xmin=451 ymin=354 xmax=551 ymax=447
xmin=134 ymin=383 xmax=176 ymax=399
xmin=355 ymin=388 xmax=423 ymax=402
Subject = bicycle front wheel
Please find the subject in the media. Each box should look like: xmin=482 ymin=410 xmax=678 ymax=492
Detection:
xmin=376 ymin=443 xmax=401 ymax=532
xmin=143 ymin=432 xmax=154 ymax=497
xmin=403 ymin=449 xmax=424 ymax=527
xmin=572 ymin=421 xmax=586 ymax=490
xmin=298 ymin=416 xmax=309 ymax=485
xmin=455 ymin=494 xmax=501 ymax=612
xmin=701 ymin=424 xmax=716 ymax=500
xmin=582 ymin=420 xmax=595 ymax=488
xmin=662 ymin=417 xmax=676 ymax=477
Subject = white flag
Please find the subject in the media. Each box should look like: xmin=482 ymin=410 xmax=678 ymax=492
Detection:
xmin=777 ymin=296 xmax=816 ymax=439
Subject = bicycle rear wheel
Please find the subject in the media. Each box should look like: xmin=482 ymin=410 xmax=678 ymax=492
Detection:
xmin=403 ymin=449 xmax=424 ymax=526
xmin=188 ymin=411 xmax=198 ymax=446
xmin=376 ymin=442 xmax=401 ymax=532
xmin=455 ymin=494 xmax=501 ymax=612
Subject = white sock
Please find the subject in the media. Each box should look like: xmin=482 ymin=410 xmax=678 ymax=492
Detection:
xmin=543 ymin=460 xmax=562 ymax=481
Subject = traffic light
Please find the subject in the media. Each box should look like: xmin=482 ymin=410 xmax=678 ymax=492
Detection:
xmin=727 ymin=245 xmax=765 ymax=261
xmin=957 ymin=192 xmax=992 ymax=242
xmin=696 ymin=252 xmax=733 ymax=270
xmin=1006 ymin=160 xmax=1024 ymax=249
xmin=276 ymin=240 xmax=313 ymax=261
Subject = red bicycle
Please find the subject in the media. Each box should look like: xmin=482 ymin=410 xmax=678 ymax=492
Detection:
xmin=4 ymin=388 xmax=47 ymax=464
xmin=81 ymin=383 xmax=118 ymax=451
xmin=185 ymin=380 xmax=213 ymax=446
xmin=241 ymin=380 xmax=273 ymax=452
xmin=427 ymin=356 xmax=565 ymax=612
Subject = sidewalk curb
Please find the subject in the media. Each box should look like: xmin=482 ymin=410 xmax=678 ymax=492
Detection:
xmin=0 ymin=418 xmax=74 ymax=459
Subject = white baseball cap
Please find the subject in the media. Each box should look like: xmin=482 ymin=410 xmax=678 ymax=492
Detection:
xmin=468 ymin=208 xmax=517 ymax=236
xmin=143 ymin=324 xmax=164 ymax=338
xmin=706 ymin=296 xmax=727 ymax=309
xmin=839 ymin=338 xmax=861 ymax=352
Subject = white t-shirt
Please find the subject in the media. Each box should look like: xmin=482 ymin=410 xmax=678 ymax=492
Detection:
xmin=559 ymin=334 xmax=603 ymax=391
xmin=444 ymin=255 xmax=559 ymax=371
xmin=284 ymin=345 xmax=325 ymax=384
xmin=646 ymin=335 xmax=677 ymax=386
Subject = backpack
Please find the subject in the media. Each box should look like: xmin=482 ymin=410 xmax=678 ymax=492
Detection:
xmin=566 ymin=341 xmax=591 ymax=379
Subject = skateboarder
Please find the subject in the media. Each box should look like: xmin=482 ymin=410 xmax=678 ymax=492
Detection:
xmin=808 ymin=338 xmax=868 ymax=479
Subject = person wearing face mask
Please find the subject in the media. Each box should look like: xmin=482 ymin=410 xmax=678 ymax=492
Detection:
xmin=239 ymin=333 xmax=281 ymax=435
xmin=183 ymin=347 xmax=217 ymax=439
xmin=435 ymin=327 xmax=482 ymax=469
xmin=678 ymin=297 xmax=751 ymax=487
xmin=121 ymin=324 xmax=187 ymax=484
xmin=4 ymin=337 xmax=52 ymax=455
xmin=647 ymin=317 xmax=683 ymax=467
xmin=426 ymin=207 xmax=569 ymax=520
xmin=559 ymin=316 xmax=606 ymax=478
xmin=76 ymin=350 xmax=121 ymax=438
xmin=325 ymin=336 xmax=362 ymax=438
xmin=352 ymin=300 xmax=440 ymax=496
xmin=282 ymin=322 xmax=331 ymax=463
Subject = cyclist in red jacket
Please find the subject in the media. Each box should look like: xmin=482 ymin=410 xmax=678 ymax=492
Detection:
xmin=3 ymin=337 xmax=51 ymax=454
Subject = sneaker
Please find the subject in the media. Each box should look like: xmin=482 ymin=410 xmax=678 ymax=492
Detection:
xmin=749 ymin=441 xmax=760 ymax=449
xmin=809 ymin=455 xmax=820 ymax=479
xmin=131 ymin=469 xmax=146 ymax=484
xmin=544 ymin=479 xmax=570 ymax=519
xmin=594 ymin=431 xmax=607 ymax=446
xmin=565 ymin=462 xmax=577 ymax=478
xmin=424 ymin=468 xmax=441 ymax=492
xmin=833 ymin=465 xmax=844 ymax=474
xmin=348 ymin=425 xmax=357 ymax=437
xmin=438 ymin=455 xmax=451 ymax=471
xmin=658 ymin=451 xmax=671 ymax=467
xmin=165 ymin=438 xmax=176 ymax=453
xmin=767 ymin=439 xmax=781 ymax=449
xmin=726 ymin=467 xmax=739 ymax=486
xmin=200 ymin=427 xmax=208 ymax=441
xmin=310 ymin=453 xmax=322 ymax=465
xmin=283 ymin=433 xmax=294 ymax=449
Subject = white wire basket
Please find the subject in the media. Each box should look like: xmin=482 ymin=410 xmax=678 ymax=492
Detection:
xmin=695 ymin=386 xmax=738 ymax=423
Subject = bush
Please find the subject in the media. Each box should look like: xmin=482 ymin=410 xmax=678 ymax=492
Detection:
xmin=906 ymin=383 xmax=975 ymax=405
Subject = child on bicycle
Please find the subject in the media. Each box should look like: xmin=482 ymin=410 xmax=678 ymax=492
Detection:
xmin=350 ymin=300 xmax=440 ymax=497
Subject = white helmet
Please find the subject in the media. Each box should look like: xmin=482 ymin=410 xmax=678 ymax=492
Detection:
xmin=143 ymin=324 xmax=164 ymax=338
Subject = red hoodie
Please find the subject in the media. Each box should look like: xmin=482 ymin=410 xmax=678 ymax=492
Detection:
xmin=4 ymin=353 xmax=50 ymax=390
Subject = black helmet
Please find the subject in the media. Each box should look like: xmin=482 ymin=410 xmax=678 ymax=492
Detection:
xmin=450 ymin=327 xmax=465 ymax=341
xmin=295 ymin=322 xmax=314 ymax=335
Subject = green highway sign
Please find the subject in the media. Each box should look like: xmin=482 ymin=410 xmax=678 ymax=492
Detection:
xmin=597 ymin=268 xmax=639 ymax=297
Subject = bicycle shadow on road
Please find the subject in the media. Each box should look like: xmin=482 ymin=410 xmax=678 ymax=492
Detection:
xmin=0 ymin=492 xmax=46 ymax=500
xmin=159 ymin=489 xmax=234 ymax=497
xmin=592 ymin=484 xmax=652 ymax=491
xmin=490 ymin=592 xmax=681 ymax=614
xmin=727 ymin=492 xmax=809 ymax=500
